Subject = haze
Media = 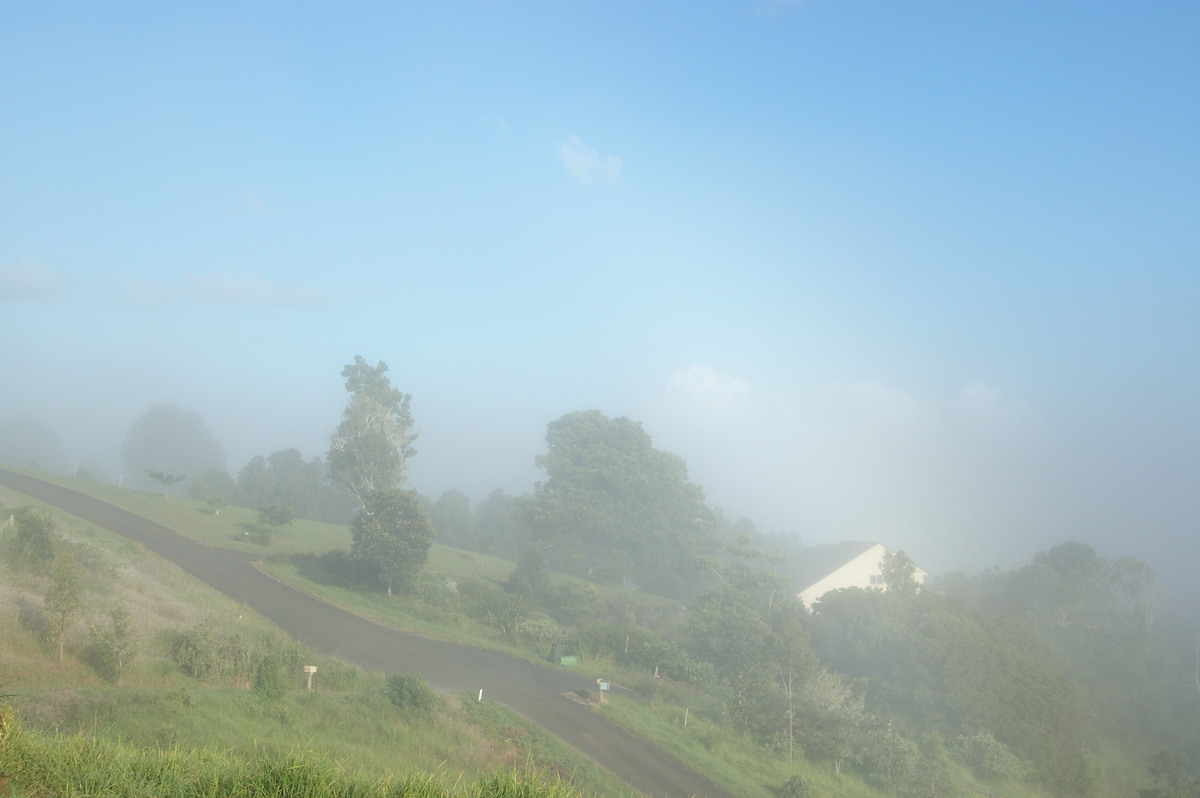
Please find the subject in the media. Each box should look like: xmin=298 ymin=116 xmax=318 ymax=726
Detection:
xmin=2 ymin=4 xmax=1197 ymax=607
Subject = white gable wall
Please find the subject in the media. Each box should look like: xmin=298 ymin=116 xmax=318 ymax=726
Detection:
xmin=797 ymin=543 xmax=927 ymax=609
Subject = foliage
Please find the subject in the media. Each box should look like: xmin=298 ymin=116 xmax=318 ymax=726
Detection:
xmin=170 ymin=618 xmax=265 ymax=686
xmin=780 ymin=775 xmax=811 ymax=798
xmin=507 ymin=547 xmax=552 ymax=602
xmin=254 ymin=648 xmax=294 ymax=700
xmin=121 ymin=404 xmax=226 ymax=491
xmin=146 ymin=469 xmax=187 ymax=494
xmin=256 ymin=502 xmax=296 ymax=530
xmin=808 ymin=586 xmax=1092 ymax=795
xmin=904 ymin=733 xmax=960 ymax=798
xmin=385 ymin=672 xmax=440 ymax=716
xmin=44 ymin=552 xmax=85 ymax=666
xmin=4 ymin=506 xmax=60 ymax=570
xmin=237 ymin=449 xmax=355 ymax=523
xmin=881 ymin=549 xmax=920 ymax=596
xmin=429 ymin=488 xmax=477 ymax=548
xmin=952 ymin=731 xmax=1031 ymax=783
xmin=204 ymin=493 xmax=230 ymax=516
xmin=1140 ymin=749 xmax=1200 ymax=798
xmin=351 ymin=488 xmax=435 ymax=595
xmin=328 ymin=356 xmax=416 ymax=504
xmin=472 ymin=488 xmax=531 ymax=559
xmin=88 ymin=599 xmax=139 ymax=685
xmin=187 ymin=467 xmax=242 ymax=506
xmin=520 ymin=410 xmax=718 ymax=594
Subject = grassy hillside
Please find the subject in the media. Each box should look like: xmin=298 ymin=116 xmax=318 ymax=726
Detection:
xmin=0 ymin=475 xmax=636 ymax=798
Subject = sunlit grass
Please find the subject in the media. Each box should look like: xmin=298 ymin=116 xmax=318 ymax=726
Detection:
xmin=0 ymin=706 xmax=594 ymax=798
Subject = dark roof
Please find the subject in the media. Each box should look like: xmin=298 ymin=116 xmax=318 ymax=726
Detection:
xmin=789 ymin=540 xmax=879 ymax=593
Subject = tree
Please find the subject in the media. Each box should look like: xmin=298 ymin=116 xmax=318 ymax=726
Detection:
xmin=146 ymin=470 xmax=187 ymax=497
xmin=882 ymin=549 xmax=920 ymax=597
xmin=188 ymin=467 xmax=242 ymax=507
xmin=907 ymin=733 xmax=961 ymax=798
xmin=6 ymin=506 xmax=60 ymax=570
xmin=429 ymin=488 xmax=476 ymax=548
xmin=351 ymin=487 xmax=433 ymax=595
xmin=328 ymin=357 xmax=416 ymax=505
xmin=474 ymin=488 xmax=529 ymax=559
xmin=89 ymin=600 xmax=139 ymax=685
xmin=121 ymin=405 xmax=225 ymax=491
xmin=204 ymin=494 xmax=230 ymax=516
xmin=45 ymin=553 xmax=85 ymax=666
xmin=256 ymin=503 xmax=296 ymax=532
xmin=521 ymin=410 xmax=717 ymax=594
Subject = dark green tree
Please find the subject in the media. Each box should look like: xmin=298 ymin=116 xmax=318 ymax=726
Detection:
xmin=351 ymin=488 xmax=433 ymax=595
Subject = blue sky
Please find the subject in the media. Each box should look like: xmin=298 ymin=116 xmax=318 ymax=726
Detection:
xmin=2 ymin=2 xmax=1198 ymax=594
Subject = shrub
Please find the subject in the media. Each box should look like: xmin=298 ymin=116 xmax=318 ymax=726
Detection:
xmin=384 ymin=672 xmax=440 ymax=716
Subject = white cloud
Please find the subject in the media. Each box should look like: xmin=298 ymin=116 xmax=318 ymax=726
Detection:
xmin=0 ymin=261 xmax=67 ymax=302
xmin=556 ymin=135 xmax=623 ymax=185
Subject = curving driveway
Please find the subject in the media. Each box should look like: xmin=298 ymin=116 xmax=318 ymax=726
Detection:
xmin=0 ymin=468 xmax=735 ymax=798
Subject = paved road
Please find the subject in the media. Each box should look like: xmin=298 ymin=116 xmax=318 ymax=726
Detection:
xmin=0 ymin=469 xmax=735 ymax=798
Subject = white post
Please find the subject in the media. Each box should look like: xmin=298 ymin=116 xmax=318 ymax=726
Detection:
xmin=478 ymin=689 xmax=483 ymax=702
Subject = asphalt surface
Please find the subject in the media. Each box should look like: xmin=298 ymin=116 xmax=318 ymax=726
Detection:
xmin=0 ymin=468 xmax=736 ymax=798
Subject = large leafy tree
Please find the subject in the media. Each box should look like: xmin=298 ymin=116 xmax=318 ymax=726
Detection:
xmin=328 ymin=357 xmax=429 ymax=594
xmin=328 ymin=357 xmax=416 ymax=504
xmin=121 ymin=404 xmax=225 ymax=490
xmin=521 ymin=410 xmax=717 ymax=595
xmin=351 ymin=487 xmax=433 ymax=595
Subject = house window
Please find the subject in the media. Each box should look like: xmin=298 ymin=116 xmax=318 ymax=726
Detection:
xmin=869 ymin=574 xmax=885 ymax=586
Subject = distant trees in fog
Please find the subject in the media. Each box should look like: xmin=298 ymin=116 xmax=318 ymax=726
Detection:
xmin=121 ymin=404 xmax=225 ymax=491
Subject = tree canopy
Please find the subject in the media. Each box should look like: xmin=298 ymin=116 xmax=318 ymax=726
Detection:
xmin=328 ymin=357 xmax=416 ymax=504
xmin=520 ymin=410 xmax=717 ymax=595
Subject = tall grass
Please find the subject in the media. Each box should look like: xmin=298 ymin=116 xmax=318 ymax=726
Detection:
xmin=0 ymin=707 xmax=588 ymax=798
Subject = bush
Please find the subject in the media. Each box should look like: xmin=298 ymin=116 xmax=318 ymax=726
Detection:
xmin=254 ymin=650 xmax=289 ymax=700
xmin=953 ymin=732 xmax=1032 ymax=782
xmin=5 ymin=507 xmax=60 ymax=571
xmin=384 ymin=672 xmax=440 ymax=716
xmin=781 ymin=775 xmax=811 ymax=798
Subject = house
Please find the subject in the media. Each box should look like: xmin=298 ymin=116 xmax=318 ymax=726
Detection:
xmin=791 ymin=541 xmax=926 ymax=609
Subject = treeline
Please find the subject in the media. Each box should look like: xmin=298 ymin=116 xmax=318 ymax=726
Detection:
xmin=186 ymin=449 xmax=357 ymax=524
